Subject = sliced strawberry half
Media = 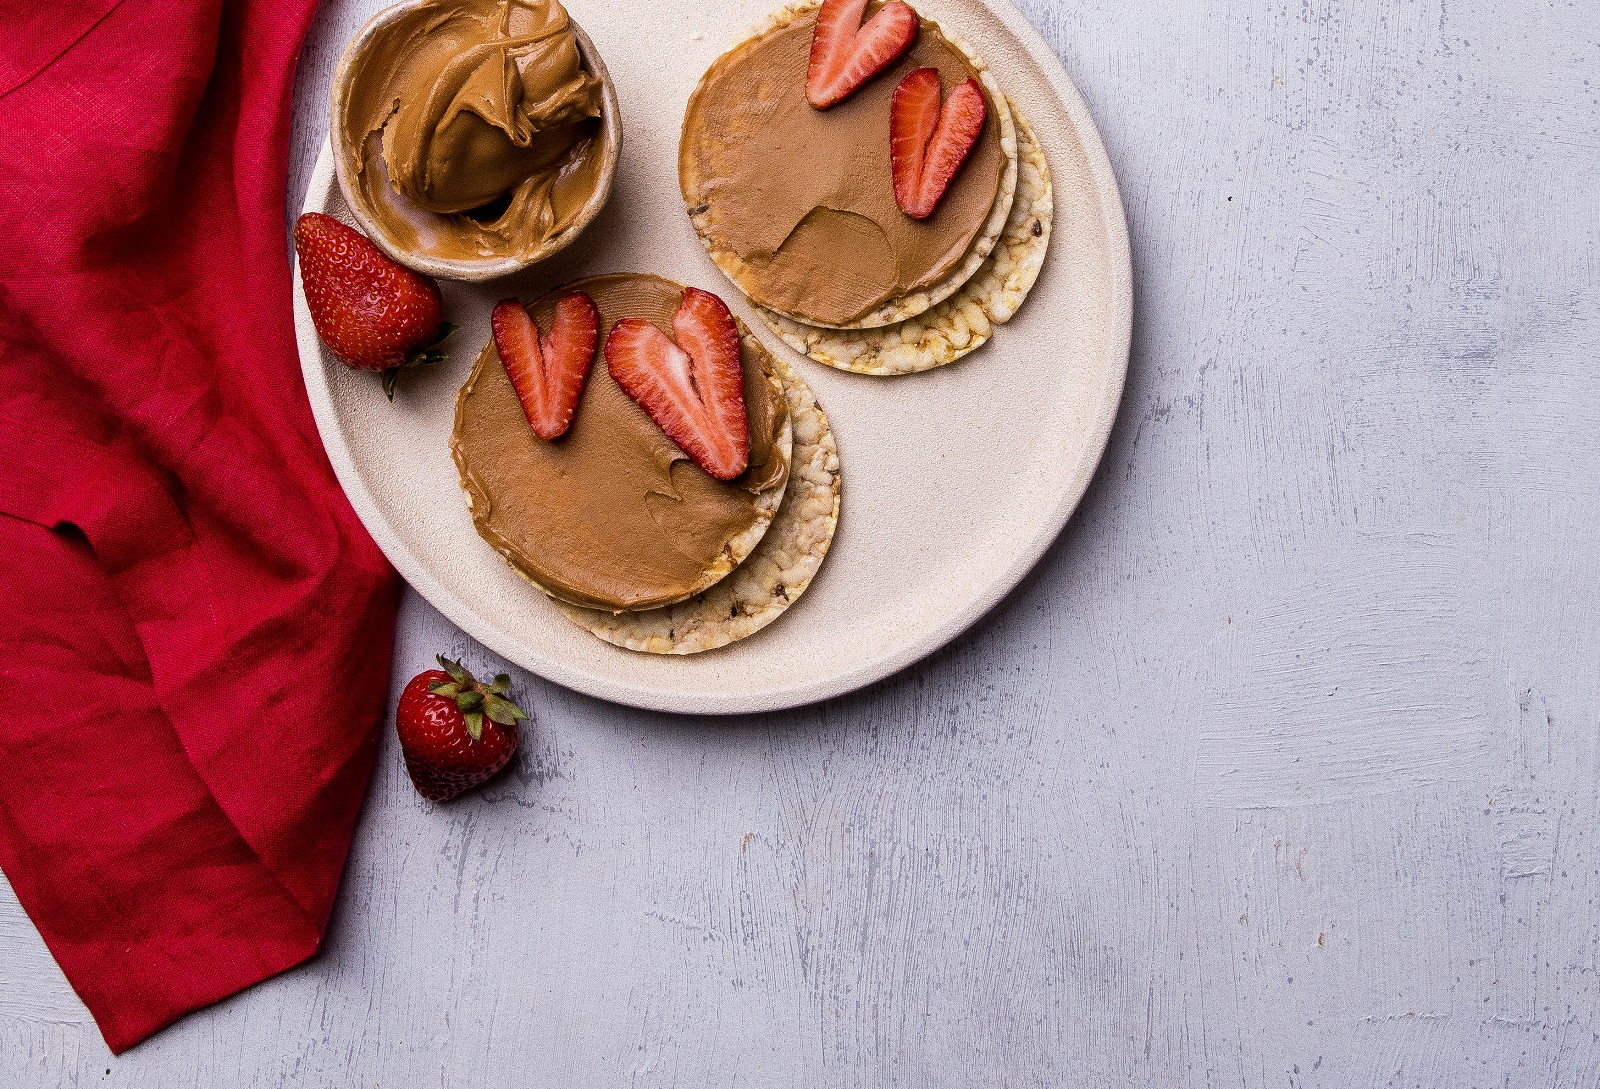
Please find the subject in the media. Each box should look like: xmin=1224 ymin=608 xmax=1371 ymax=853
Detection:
xmin=606 ymin=288 xmax=749 ymax=481
xmin=890 ymin=68 xmax=988 ymax=219
xmin=491 ymin=291 xmax=599 ymax=440
xmin=806 ymin=0 xmax=919 ymax=109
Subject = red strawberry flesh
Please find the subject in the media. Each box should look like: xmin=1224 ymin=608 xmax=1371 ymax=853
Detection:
xmin=492 ymin=291 xmax=599 ymax=440
xmin=606 ymin=288 xmax=749 ymax=481
xmin=293 ymin=212 xmax=446 ymax=373
xmin=890 ymin=70 xmax=987 ymax=219
xmin=807 ymin=0 xmax=919 ymax=109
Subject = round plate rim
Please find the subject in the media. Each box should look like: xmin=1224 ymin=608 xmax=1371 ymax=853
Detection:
xmin=294 ymin=0 xmax=1131 ymax=715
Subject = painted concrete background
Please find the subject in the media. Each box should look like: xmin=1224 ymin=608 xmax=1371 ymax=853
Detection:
xmin=4 ymin=0 xmax=1597 ymax=1085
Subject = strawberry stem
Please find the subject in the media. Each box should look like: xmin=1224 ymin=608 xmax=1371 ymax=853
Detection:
xmin=381 ymin=324 xmax=457 ymax=401
xmin=407 ymin=323 xmax=456 ymax=368
xmin=432 ymin=656 xmax=529 ymax=740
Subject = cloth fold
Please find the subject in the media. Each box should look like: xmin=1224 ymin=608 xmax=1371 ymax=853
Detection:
xmin=0 ymin=0 xmax=398 ymax=1054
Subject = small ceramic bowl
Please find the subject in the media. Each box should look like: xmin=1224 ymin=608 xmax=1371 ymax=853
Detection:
xmin=329 ymin=0 xmax=622 ymax=282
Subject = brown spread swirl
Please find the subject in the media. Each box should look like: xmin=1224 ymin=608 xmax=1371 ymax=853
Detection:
xmin=339 ymin=0 xmax=605 ymax=264
xmin=451 ymin=275 xmax=791 ymax=613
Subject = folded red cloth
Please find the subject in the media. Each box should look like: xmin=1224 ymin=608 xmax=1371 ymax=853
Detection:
xmin=0 ymin=0 xmax=398 ymax=1054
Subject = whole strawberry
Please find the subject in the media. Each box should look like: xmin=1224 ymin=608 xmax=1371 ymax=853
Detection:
xmin=294 ymin=212 xmax=454 ymax=399
xmin=396 ymin=656 xmax=526 ymax=802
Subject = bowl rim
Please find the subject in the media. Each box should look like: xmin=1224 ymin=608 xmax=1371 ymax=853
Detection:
xmin=328 ymin=0 xmax=622 ymax=283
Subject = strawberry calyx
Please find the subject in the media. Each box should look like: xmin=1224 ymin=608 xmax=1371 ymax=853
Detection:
xmin=426 ymin=654 xmax=526 ymax=741
xmin=380 ymin=322 xmax=458 ymax=401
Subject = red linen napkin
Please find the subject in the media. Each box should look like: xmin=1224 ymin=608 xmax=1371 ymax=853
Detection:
xmin=0 ymin=0 xmax=398 ymax=1054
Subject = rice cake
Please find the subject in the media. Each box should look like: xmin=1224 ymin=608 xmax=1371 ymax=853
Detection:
xmin=681 ymin=0 xmax=1017 ymax=330
xmin=452 ymin=274 xmax=793 ymax=612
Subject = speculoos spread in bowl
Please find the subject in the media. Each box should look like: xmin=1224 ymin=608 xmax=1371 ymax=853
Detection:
xmin=332 ymin=0 xmax=620 ymax=280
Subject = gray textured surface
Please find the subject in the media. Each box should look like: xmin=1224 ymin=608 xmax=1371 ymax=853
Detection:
xmin=5 ymin=0 xmax=1599 ymax=1085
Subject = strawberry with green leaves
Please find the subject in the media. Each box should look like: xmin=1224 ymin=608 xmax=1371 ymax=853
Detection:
xmin=396 ymin=656 xmax=526 ymax=802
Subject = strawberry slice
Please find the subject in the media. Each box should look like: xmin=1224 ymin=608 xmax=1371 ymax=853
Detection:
xmin=890 ymin=68 xmax=987 ymax=219
xmin=806 ymin=0 xmax=919 ymax=109
xmin=606 ymin=288 xmax=749 ymax=481
xmin=491 ymin=291 xmax=599 ymax=440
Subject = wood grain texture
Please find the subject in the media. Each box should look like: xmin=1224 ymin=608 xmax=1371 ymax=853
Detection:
xmin=4 ymin=0 xmax=1598 ymax=1084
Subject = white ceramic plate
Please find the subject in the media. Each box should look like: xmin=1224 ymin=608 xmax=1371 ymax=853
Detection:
xmin=294 ymin=0 xmax=1130 ymax=714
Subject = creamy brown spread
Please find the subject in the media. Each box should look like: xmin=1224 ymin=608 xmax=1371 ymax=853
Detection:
xmin=452 ymin=274 xmax=791 ymax=613
xmin=340 ymin=0 xmax=605 ymax=264
xmin=679 ymin=7 xmax=1004 ymax=327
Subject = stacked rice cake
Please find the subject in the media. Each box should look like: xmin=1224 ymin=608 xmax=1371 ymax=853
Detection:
xmin=680 ymin=0 xmax=1053 ymax=375
xmin=453 ymin=273 xmax=840 ymax=654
